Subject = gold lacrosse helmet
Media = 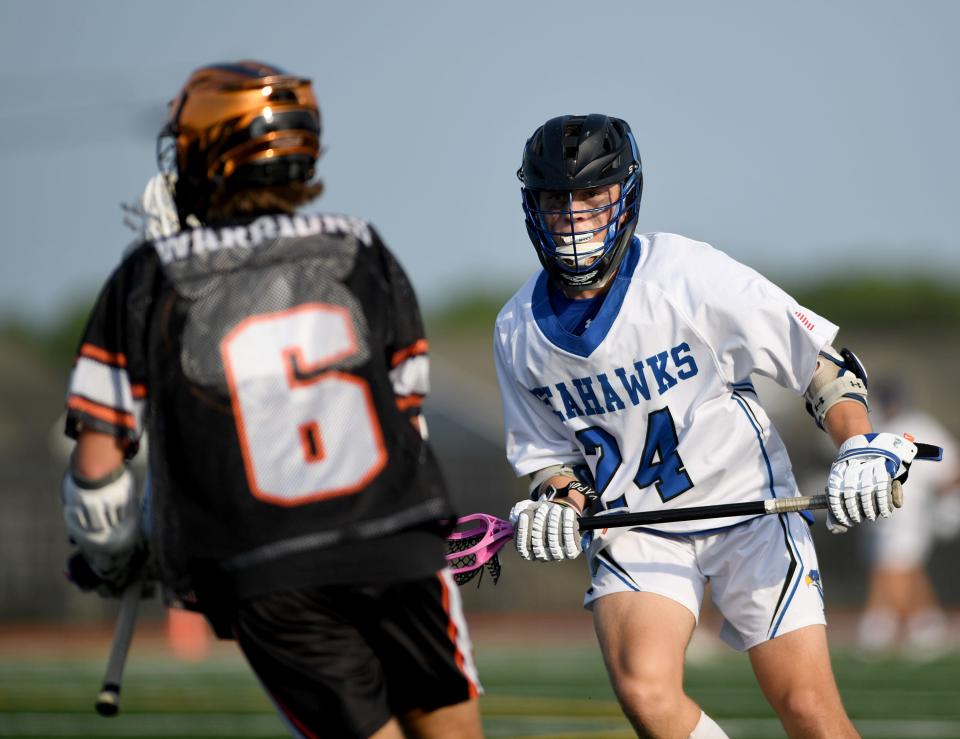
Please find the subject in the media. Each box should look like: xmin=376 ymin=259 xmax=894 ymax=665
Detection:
xmin=157 ymin=60 xmax=321 ymax=218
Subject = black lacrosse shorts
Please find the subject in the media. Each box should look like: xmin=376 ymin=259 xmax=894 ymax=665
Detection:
xmin=233 ymin=571 xmax=479 ymax=738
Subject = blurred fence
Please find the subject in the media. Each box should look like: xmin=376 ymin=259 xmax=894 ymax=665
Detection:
xmin=2 ymin=323 xmax=959 ymax=622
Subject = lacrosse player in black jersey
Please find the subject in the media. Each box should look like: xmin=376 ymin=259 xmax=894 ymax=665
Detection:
xmin=61 ymin=60 xmax=483 ymax=739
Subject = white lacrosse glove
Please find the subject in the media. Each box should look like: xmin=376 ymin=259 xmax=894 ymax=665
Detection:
xmin=826 ymin=432 xmax=918 ymax=534
xmin=509 ymin=479 xmax=597 ymax=561
xmin=509 ymin=498 xmax=582 ymax=561
xmin=122 ymin=173 xmax=181 ymax=241
xmin=62 ymin=467 xmax=142 ymax=586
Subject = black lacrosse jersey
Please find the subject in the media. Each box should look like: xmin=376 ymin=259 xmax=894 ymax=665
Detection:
xmin=65 ymin=212 xmax=455 ymax=604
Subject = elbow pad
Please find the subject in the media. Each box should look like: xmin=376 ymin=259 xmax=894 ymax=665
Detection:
xmin=804 ymin=346 xmax=869 ymax=430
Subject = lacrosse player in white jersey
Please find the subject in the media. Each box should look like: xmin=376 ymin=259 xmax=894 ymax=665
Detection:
xmin=856 ymin=379 xmax=960 ymax=654
xmin=494 ymin=114 xmax=927 ymax=738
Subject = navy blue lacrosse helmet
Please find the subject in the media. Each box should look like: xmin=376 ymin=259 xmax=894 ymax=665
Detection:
xmin=518 ymin=114 xmax=642 ymax=291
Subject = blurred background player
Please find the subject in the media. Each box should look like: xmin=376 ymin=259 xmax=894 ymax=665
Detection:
xmin=59 ymin=60 xmax=483 ymax=739
xmin=495 ymin=113 xmax=934 ymax=738
xmin=856 ymin=378 xmax=960 ymax=655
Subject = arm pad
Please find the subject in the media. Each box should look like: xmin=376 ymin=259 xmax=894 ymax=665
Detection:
xmin=804 ymin=345 xmax=869 ymax=429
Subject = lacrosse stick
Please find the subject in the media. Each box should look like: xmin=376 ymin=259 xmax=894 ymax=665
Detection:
xmin=446 ymin=513 xmax=515 ymax=586
xmin=95 ymin=576 xmax=144 ymax=716
xmin=445 ymin=495 xmax=831 ymax=585
xmin=446 ymin=441 xmax=945 ymax=584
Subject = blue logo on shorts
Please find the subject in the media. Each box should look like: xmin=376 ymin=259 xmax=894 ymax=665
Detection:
xmin=805 ymin=569 xmax=824 ymax=598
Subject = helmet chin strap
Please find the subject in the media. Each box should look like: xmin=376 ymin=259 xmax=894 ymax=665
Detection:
xmin=556 ymin=269 xmax=613 ymax=297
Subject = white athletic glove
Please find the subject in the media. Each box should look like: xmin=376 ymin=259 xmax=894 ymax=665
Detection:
xmin=62 ymin=467 xmax=142 ymax=587
xmin=826 ymin=432 xmax=917 ymax=534
xmin=509 ymin=498 xmax=582 ymax=561
xmin=122 ymin=173 xmax=181 ymax=241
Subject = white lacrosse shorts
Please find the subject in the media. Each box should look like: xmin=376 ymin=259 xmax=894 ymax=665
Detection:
xmin=863 ymin=488 xmax=934 ymax=569
xmin=583 ymin=512 xmax=826 ymax=651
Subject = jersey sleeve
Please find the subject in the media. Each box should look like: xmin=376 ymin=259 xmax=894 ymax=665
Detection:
xmin=64 ymin=250 xmax=152 ymax=448
xmin=377 ymin=233 xmax=430 ymax=426
xmin=680 ymin=244 xmax=838 ymax=393
xmin=493 ymin=310 xmax=584 ymax=477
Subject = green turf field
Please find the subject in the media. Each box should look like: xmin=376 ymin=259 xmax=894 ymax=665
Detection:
xmin=1 ymin=646 xmax=959 ymax=738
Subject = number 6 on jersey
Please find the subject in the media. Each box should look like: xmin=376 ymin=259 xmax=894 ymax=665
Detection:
xmin=221 ymin=303 xmax=386 ymax=505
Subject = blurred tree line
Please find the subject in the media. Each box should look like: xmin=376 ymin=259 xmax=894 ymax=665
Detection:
xmin=430 ymin=275 xmax=960 ymax=336
xmin=0 ymin=296 xmax=93 ymax=373
xmin=4 ymin=275 xmax=959 ymax=372
xmin=3 ymin=273 xmax=959 ymax=614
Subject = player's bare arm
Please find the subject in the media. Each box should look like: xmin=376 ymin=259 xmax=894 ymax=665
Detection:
xmin=62 ymin=429 xmax=142 ymax=593
xmin=72 ymin=429 xmax=126 ymax=478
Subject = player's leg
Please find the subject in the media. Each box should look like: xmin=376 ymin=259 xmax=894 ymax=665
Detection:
xmin=859 ymin=520 xmax=926 ymax=647
xmin=902 ymin=570 xmax=948 ymax=651
xmin=749 ymin=625 xmax=857 ymax=738
xmin=233 ymin=586 xmax=398 ymax=739
xmin=858 ymin=503 xmax=939 ymax=651
xmin=856 ymin=567 xmax=903 ymax=650
xmin=859 ymin=566 xmax=944 ymax=651
xmin=368 ymin=719 xmax=405 ymax=739
xmin=372 ymin=570 xmax=483 ymax=739
xmin=705 ymin=513 xmax=856 ymax=737
xmin=585 ymin=529 xmax=721 ymax=737
xmin=397 ymin=700 xmax=483 ymax=739
xmin=593 ymin=591 xmax=703 ymax=737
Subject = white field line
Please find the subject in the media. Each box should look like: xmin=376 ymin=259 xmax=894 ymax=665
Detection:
xmin=3 ymin=714 xmax=960 ymax=738
xmin=722 ymin=719 xmax=960 ymax=739
xmin=0 ymin=713 xmax=284 ymax=737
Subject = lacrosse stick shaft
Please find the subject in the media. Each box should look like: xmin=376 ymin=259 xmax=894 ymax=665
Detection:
xmin=578 ymin=494 xmax=828 ymax=531
xmin=95 ymin=577 xmax=142 ymax=717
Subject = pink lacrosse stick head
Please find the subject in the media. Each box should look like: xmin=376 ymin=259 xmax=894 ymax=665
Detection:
xmin=446 ymin=513 xmax=515 ymax=586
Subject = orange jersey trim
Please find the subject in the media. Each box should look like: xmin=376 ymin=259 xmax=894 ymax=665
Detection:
xmin=390 ymin=339 xmax=428 ymax=368
xmin=395 ymin=394 xmax=424 ymax=411
xmin=439 ymin=573 xmax=480 ymax=700
xmin=79 ymin=343 xmax=128 ymax=368
xmin=67 ymin=396 xmax=137 ymax=430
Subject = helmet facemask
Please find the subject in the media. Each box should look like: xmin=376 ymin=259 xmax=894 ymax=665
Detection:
xmin=522 ymin=170 xmax=641 ymax=292
xmin=517 ymin=114 xmax=643 ymax=293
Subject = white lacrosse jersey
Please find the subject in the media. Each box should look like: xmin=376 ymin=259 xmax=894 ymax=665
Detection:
xmin=494 ymin=233 xmax=838 ymax=533
xmin=866 ymin=408 xmax=960 ymax=565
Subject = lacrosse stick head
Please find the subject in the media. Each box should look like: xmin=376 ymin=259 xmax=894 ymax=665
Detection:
xmin=446 ymin=513 xmax=514 ymax=586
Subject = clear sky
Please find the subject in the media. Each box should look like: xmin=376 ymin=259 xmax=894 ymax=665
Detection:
xmin=1 ymin=1 xmax=958 ymax=323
